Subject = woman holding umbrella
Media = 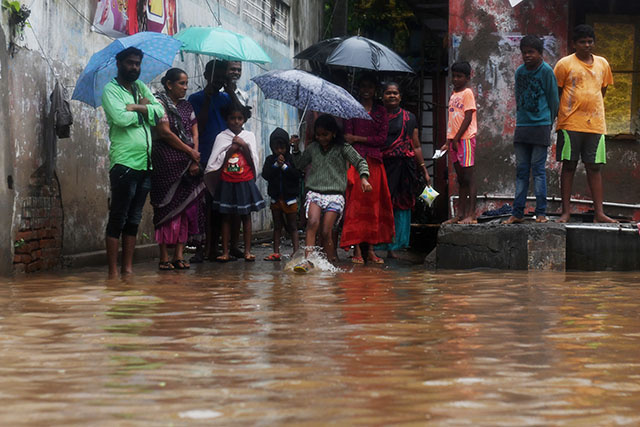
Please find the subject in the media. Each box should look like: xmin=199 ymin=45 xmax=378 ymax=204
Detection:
xmin=150 ymin=68 xmax=205 ymax=270
xmin=377 ymin=82 xmax=431 ymax=258
xmin=340 ymin=73 xmax=395 ymax=264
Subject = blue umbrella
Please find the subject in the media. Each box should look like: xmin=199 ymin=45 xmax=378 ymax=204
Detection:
xmin=72 ymin=32 xmax=183 ymax=108
xmin=251 ymin=69 xmax=371 ymax=122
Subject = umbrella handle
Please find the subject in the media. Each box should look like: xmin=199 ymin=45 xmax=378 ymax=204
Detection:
xmin=297 ymin=99 xmax=310 ymax=136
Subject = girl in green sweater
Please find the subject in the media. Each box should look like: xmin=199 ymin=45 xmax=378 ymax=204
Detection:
xmin=292 ymin=114 xmax=371 ymax=267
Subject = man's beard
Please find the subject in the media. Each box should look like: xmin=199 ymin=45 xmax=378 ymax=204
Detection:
xmin=122 ymin=69 xmax=141 ymax=82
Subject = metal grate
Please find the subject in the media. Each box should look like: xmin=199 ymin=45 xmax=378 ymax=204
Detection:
xmin=242 ymin=0 xmax=289 ymax=42
xmin=220 ymin=0 xmax=239 ymax=14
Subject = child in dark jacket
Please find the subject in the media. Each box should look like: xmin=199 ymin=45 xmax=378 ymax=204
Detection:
xmin=262 ymin=128 xmax=301 ymax=260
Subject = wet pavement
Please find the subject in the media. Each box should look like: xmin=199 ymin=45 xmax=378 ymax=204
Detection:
xmin=2 ymin=247 xmax=640 ymax=425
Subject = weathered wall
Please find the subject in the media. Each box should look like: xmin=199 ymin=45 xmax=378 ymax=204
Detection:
xmin=1 ymin=0 xmax=324 ymax=274
xmin=448 ymin=0 xmax=640 ymax=219
xmin=0 ymin=25 xmax=14 ymax=275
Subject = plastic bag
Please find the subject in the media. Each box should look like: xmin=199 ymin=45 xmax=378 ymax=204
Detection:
xmin=419 ymin=185 xmax=439 ymax=207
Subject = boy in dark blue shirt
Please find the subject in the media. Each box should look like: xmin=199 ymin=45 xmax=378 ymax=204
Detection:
xmin=262 ymin=128 xmax=301 ymax=260
xmin=505 ymin=35 xmax=559 ymax=224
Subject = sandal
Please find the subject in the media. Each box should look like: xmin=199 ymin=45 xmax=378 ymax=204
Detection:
xmin=369 ymin=255 xmax=385 ymax=264
xmin=172 ymin=259 xmax=190 ymax=269
xmin=351 ymin=256 xmax=365 ymax=264
xmin=159 ymin=261 xmax=175 ymax=271
xmin=215 ymin=255 xmax=236 ymax=263
xmin=244 ymin=253 xmax=256 ymax=262
xmin=264 ymin=253 xmax=282 ymax=261
xmin=294 ymin=260 xmax=314 ymax=273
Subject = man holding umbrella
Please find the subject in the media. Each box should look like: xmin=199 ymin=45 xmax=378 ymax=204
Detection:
xmin=101 ymin=47 xmax=165 ymax=278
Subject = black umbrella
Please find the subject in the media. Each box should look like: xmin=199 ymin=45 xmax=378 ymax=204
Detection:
xmin=294 ymin=37 xmax=345 ymax=62
xmin=295 ymin=36 xmax=414 ymax=74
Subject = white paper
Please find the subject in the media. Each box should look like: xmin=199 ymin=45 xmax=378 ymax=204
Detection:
xmin=433 ymin=149 xmax=447 ymax=160
xmin=509 ymin=0 xmax=524 ymax=6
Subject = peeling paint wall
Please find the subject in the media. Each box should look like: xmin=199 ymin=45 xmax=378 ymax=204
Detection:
xmin=1 ymin=0 xmax=323 ymax=273
xmin=449 ymin=0 xmax=640 ymax=219
xmin=0 ymin=24 xmax=14 ymax=275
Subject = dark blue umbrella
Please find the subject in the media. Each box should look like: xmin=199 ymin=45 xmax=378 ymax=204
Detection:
xmin=72 ymin=32 xmax=183 ymax=108
xmin=251 ymin=69 xmax=371 ymax=121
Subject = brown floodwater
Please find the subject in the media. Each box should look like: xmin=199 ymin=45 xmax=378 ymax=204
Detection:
xmin=2 ymin=260 xmax=640 ymax=425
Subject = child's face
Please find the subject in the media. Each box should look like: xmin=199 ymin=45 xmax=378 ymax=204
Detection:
xmin=521 ymin=47 xmax=543 ymax=69
xmin=573 ymin=36 xmax=595 ymax=58
xmin=315 ymin=126 xmax=335 ymax=148
xmin=226 ymin=111 xmax=245 ymax=134
xmin=451 ymin=71 xmax=469 ymax=91
xmin=273 ymin=144 xmax=287 ymax=156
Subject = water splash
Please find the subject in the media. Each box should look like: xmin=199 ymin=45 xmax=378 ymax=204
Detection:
xmin=284 ymin=246 xmax=343 ymax=273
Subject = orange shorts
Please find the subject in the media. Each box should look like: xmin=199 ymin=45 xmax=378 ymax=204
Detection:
xmin=270 ymin=199 xmax=298 ymax=215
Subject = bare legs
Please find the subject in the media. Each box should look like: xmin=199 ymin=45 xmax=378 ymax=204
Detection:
xmin=106 ymin=235 xmax=136 ymax=278
xmin=106 ymin=236 xmax=119 ymax=279
xmin=453 ymin=162 xmax=477 ymax=224
xmin=305 ymin=203 xmax=338 ymax=262
xmin=220 ymin=214 xmax=254 ymax=260
xmin=271 ymin=210 xmax=299 ymax=256
xmin=558 ymin=161 xmax=616 ymax=223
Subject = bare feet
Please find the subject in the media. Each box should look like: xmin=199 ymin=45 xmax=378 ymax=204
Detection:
xmin=555 ymin=213 xmax=571 ymax=223
xmin=594 ymin=213 xmax=618 ymax=223
xmin=535 ymin=216 xmax=548 ymax=223
xmin=458 ymin=217 xmax=478 ymax=225
xmin=503 ymin=216 xmax=524 ymax=224
xmin=442 ymin=217 xmax=461 ymax=225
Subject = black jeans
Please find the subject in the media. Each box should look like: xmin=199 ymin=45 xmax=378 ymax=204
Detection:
xmin=106 ymin=164 xmax=151 ymax=239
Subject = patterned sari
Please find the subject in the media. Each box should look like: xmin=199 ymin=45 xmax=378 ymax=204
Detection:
xmin=150 ymin=91 xmax=205 ymax=244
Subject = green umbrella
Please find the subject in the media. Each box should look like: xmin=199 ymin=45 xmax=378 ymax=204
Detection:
xmin=174 ymin=27 xmax=272 ymax=64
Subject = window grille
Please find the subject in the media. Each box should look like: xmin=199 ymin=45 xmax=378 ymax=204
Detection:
xmin=220 ymin=0 xmax=239 ymax=14
xmin=242 ymin=0 xmax=289 ymax=42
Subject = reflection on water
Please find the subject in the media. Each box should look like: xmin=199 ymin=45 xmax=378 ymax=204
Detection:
xmin=1 ymin=264 xmax=640 ymax=425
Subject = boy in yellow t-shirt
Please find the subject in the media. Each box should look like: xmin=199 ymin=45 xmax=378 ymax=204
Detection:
xmin=554 ymin=24 xmax=616 ymax=223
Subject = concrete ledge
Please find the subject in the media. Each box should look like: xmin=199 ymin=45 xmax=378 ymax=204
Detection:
xmin=566 ymin=224 xmax=640 ymax=271
xmin=60 ymin=231 xmax=273 ymax=270
xmin=437 ymin=223 xmax=566 ymax=271
xmin=62 ymin=243 xmax=159 ymax=270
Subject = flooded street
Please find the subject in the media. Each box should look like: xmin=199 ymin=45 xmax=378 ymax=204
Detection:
xmin=2 ymin=260 xmax=640 ymax=425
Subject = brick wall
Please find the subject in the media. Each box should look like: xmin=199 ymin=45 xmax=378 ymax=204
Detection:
xmin=13 ymin=186 xmax=63 ymax=273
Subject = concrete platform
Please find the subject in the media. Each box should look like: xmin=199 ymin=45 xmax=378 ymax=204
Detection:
xmin=436 ymin=222 xmax=640 ymax=271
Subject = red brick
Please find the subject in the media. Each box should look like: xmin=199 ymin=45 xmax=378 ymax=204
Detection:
xmin=15 ymin=241 xmax=38 ymax=254
xmin=14 ymin=263 xmax=26 ymax=274
xmin=31 ymin=249 xmax=43 ymax=260
xmin=40 ymin=238 xmax=56 ymax=249
xmin=15 ymin=230 xmax=33 ymax=241
xmin=13 ymin=254 xmax=32 ymax=264
xmin=25 ymin=260 xmax=42 ymax=273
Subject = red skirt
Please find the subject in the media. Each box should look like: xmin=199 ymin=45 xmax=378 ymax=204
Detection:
xmin=340 ymin=157 xmax=395 ymax=248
